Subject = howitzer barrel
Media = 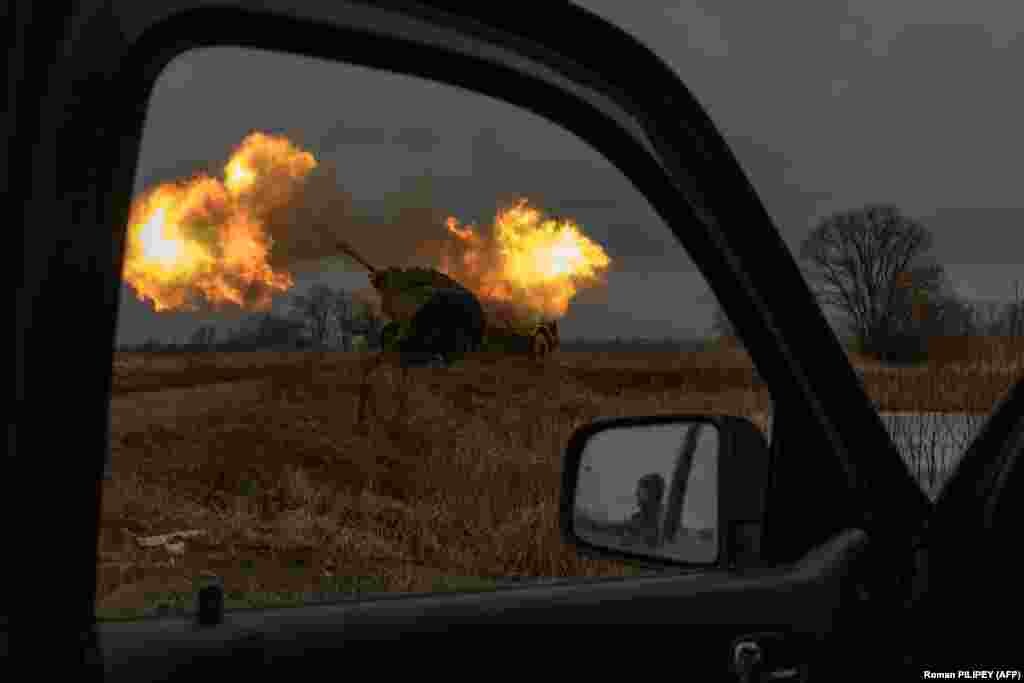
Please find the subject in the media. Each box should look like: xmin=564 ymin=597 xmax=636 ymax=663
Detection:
xmin=333 ymin=238 xmax=378 ymax=275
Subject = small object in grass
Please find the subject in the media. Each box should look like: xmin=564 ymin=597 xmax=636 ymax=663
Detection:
xmin=196 ymin=573 xmax=224 ymax=626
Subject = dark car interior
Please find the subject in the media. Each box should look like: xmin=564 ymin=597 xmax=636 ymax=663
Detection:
xmin=11 ymin=1 xmax=1024 ymax=677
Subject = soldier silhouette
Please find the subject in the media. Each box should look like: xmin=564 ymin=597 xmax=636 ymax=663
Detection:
xmin=620 ymin=473 xmax=666 ymax=549
xmin=577 ymin=472 xmax=666 ymax=550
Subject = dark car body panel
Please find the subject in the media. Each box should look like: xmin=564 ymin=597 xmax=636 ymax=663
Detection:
xmin=11 ymin=0 xmax=1021 ymax=675
xmin=94 ymin=530 xmax=869 ymax=679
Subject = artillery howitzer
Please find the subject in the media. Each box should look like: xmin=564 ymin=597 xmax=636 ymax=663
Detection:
xmin=333 ymin=238 xmax=560 ymax=367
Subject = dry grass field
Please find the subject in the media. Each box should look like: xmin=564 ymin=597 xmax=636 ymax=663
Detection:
xmin=96 ymin=341 xmax=1021 ymax=620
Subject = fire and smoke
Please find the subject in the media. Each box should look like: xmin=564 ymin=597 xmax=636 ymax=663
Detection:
xmin=124 ymin=130 xmax=612 ymax=322
xmin=441 ymin=199 xmax=611 ymax=321
xmin=123 ymin=131 xmax=316 ymax=312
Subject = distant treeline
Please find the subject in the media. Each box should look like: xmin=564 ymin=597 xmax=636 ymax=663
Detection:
xmin=118 ymin=312 xmax=358 ymax=353
xmin=117 ymin=281 xmax=724 ymax=354
xmin=119 ymin=284 xmax=384 ymax=353
xmin=118 ymin=326 xmax=717 ymax=354
xmin=557 ymin=337 xmax=714 ymax=353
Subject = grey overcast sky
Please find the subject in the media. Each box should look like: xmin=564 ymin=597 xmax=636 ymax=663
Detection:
xmin=116 ymin=1 xmax=1023 ymax=345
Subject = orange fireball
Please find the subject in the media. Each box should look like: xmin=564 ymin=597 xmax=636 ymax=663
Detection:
xmin=442 ymin=198 xmax=611 ymax=320
xmin=122 ymin=131 xmax=315 ymax=312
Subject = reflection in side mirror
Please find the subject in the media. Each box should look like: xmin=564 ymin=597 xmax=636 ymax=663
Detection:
xmin=573 ymin=419 xmax=719 ymax=565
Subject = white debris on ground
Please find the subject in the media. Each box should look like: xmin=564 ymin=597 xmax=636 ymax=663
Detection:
xmin=135 ymin=529 xmax=207 ymax=551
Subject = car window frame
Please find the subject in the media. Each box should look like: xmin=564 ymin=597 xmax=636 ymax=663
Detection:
xmin=15 ymin=0 xmax=939 ymax=633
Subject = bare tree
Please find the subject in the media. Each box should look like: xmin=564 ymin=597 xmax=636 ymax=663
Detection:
xmin=799 ymin=204 xmax=945 ymax=359
xmin=221 ymin=313 xmax=307 ymax=349
xmin=968 ymin=300 xmax=1006 ymax=336
xmin=188 ymin=325 xmax=217 ymax=349
xmin=925 ymin=295 xmax=978 ymax=337
xmin=331 ymin=289 xmax=358 ymax=350
xmin=966 ymin=284 xmax=1024 ymax=338
xmin=291 ymin=283 xmax=336 ymax=347
xmin=889 ymin=269 xmax=977 ymax=338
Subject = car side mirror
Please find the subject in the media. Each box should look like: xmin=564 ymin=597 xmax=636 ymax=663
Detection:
xmin=560 ymin=414 xmax=770 ymax=569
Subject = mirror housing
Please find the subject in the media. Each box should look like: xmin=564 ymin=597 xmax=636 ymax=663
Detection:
xmin=560 ymin=414 xmax=770 ymax=570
